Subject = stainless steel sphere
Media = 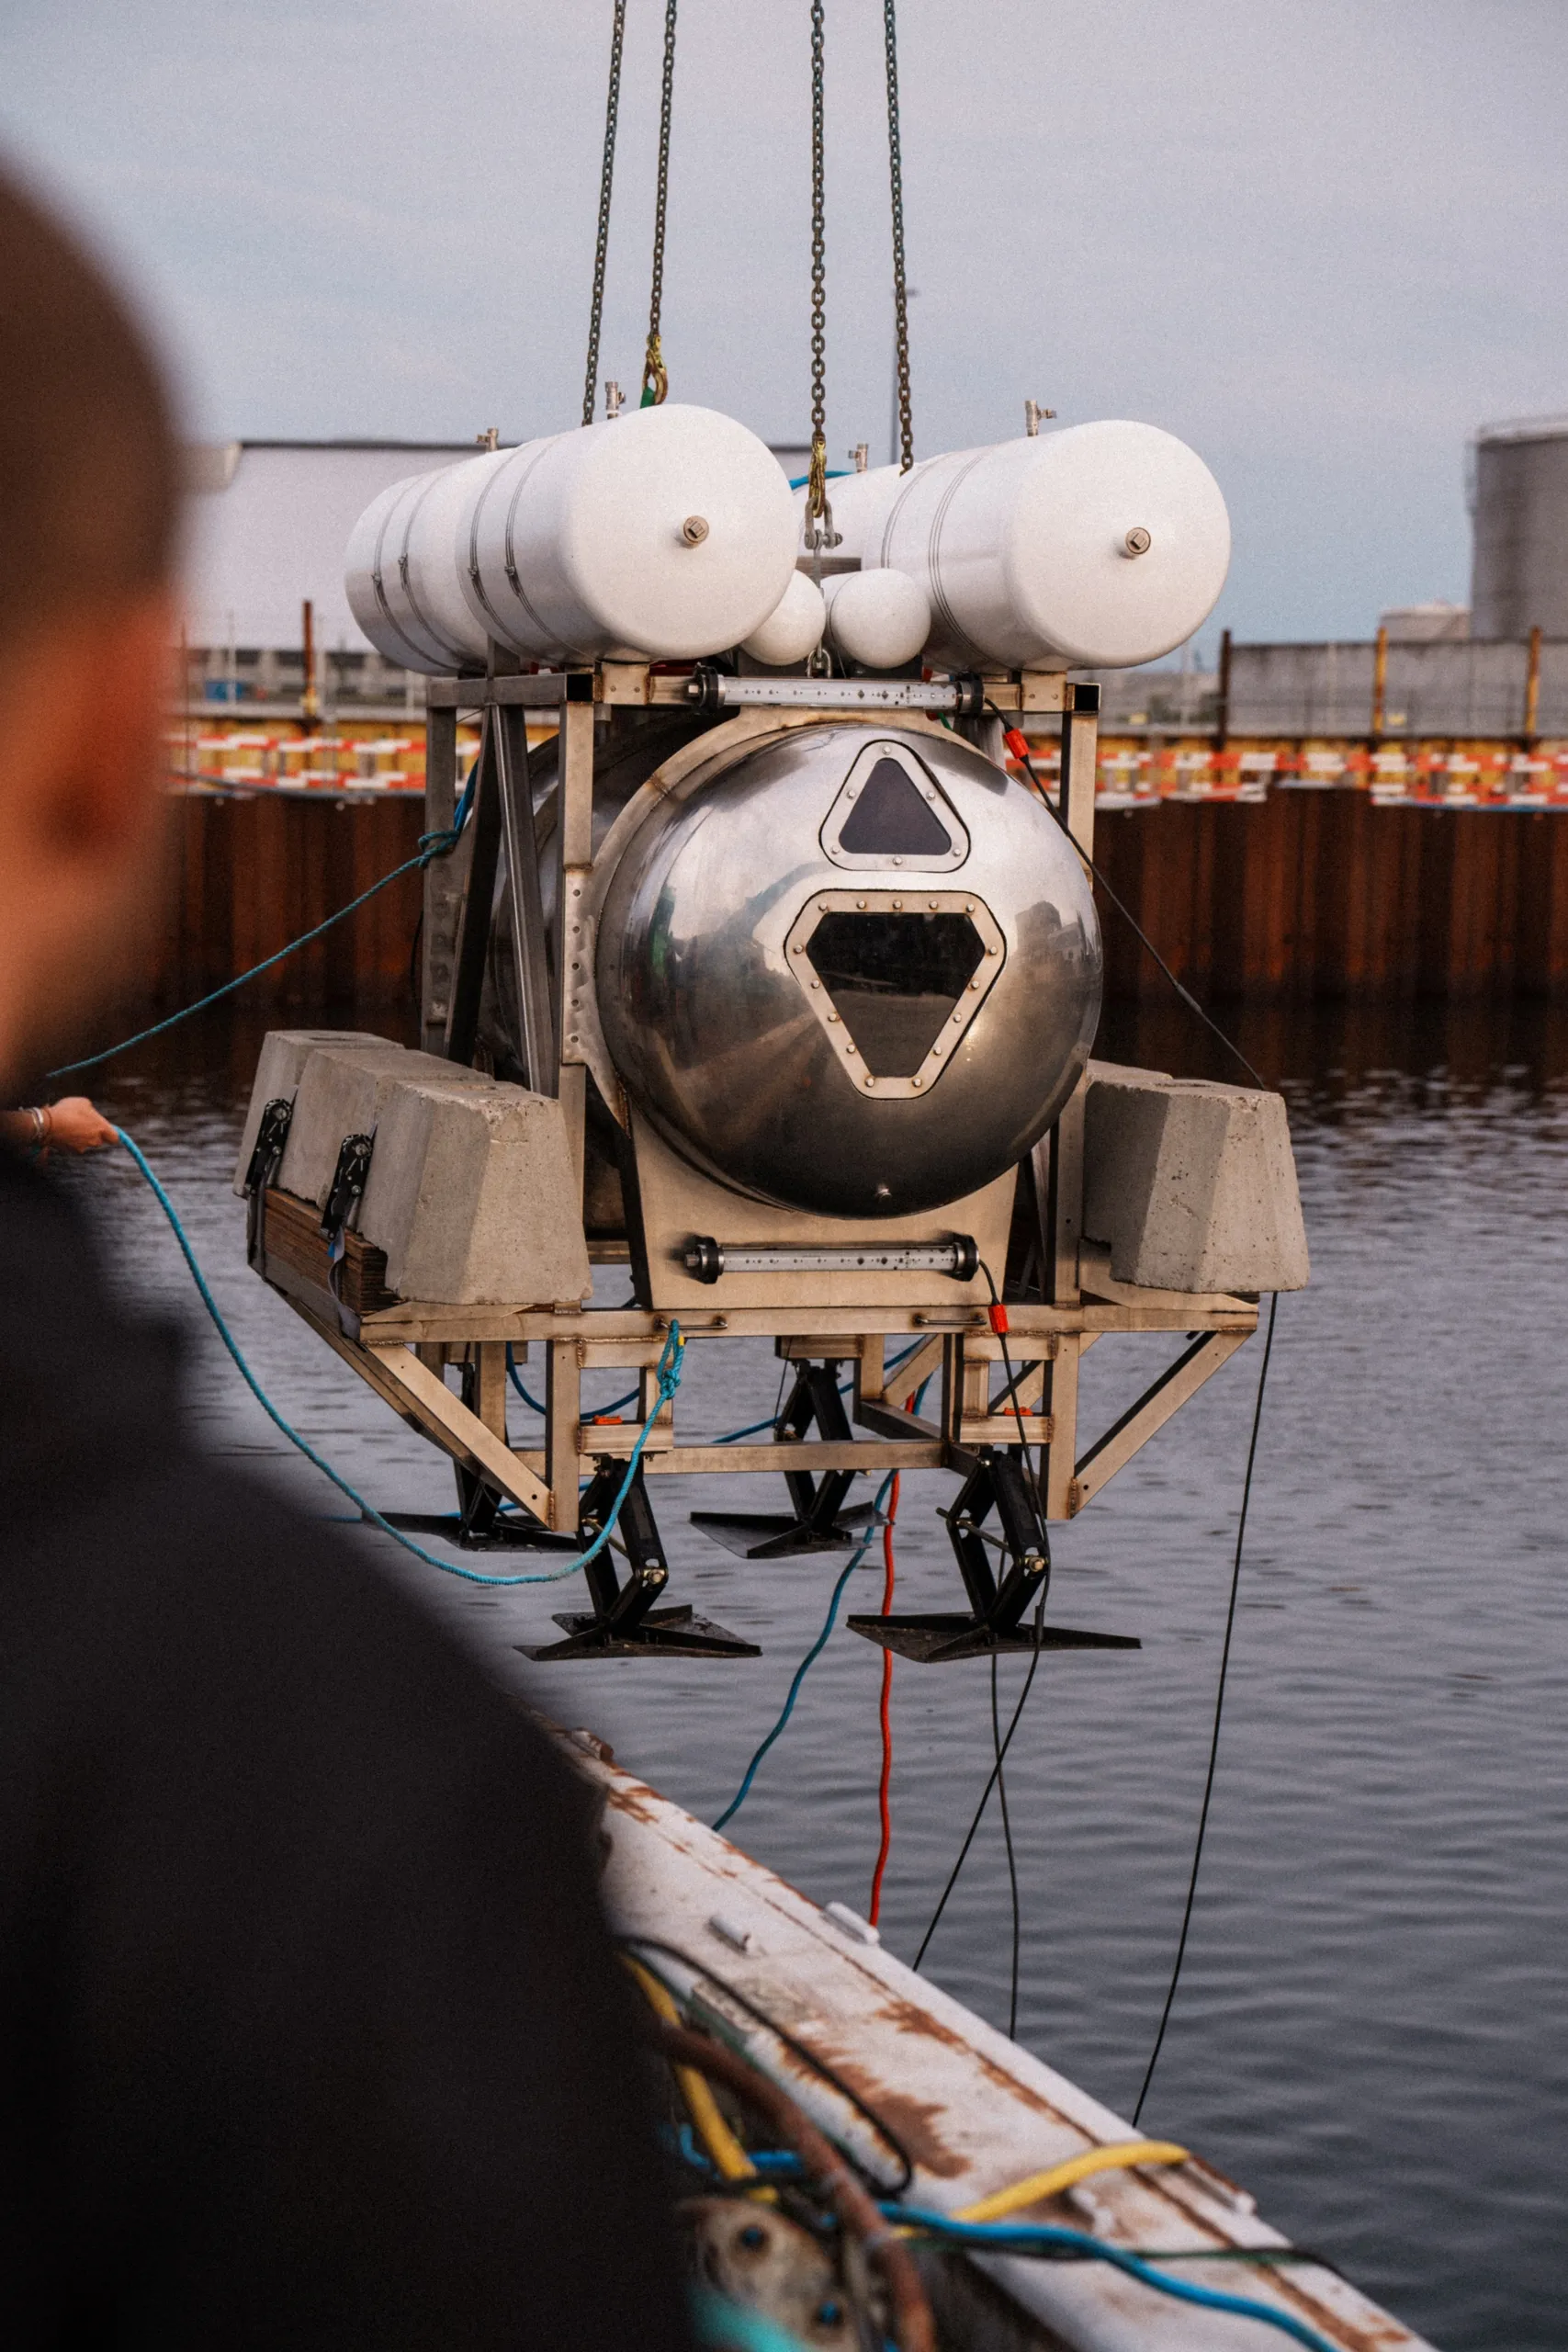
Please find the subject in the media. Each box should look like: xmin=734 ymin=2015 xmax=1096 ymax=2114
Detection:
xmin=595 ymin=721 xmax=1102 ymax=1218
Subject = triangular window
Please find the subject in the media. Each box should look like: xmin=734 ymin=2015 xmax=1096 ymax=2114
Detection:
xmin=837 ymin=758 xmax=954 ymax=857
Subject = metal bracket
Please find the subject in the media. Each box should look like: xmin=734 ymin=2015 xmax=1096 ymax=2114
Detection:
xmin=320 ymin=1131 xmax=374 ymax=1250
xmin=243 ymin=1096 xmax=293 ymax=1264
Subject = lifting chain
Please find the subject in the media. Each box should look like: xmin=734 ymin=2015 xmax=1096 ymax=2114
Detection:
xmin=581 ymin=0 xmax=628 ymax=428
xmin=803 ymin=0 xmax=840 ymax=563
xmin=883 ymin=0 xmax=914 ymax=471
xmin=640 ymin=0 xmax=678 ymax=405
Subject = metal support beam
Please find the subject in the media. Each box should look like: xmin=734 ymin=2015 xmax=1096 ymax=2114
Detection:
xmin=422 ymin=701 xmax=463 ymax=1052
xmin=444 ymin=708 xmax=504 ymax=1067
xmin=1070 ymin=1329 xmax=1249 ymax=1514
xmin=364 ymin=1340 xmax=554 ymax=1524
xmin=495 ymin=704 xmax=558 ymax=1094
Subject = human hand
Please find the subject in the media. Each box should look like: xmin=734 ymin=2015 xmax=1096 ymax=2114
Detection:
xmin=42 ymin=1096 xmax=119 ymax=1153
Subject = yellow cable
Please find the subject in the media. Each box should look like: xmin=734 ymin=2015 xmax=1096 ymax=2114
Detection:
xmin=623 ymin=1956 xmax=758 ymax=2184
xmin=955 ymin=2140 xmax=1190 ymax=2223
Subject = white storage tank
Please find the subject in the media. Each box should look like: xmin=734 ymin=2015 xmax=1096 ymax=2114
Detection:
xmin=811 ymin=420 xmax=1230 ymax=671
xmin=346 ymin=403 xmax=798 ymax=673
xmin=344 ymin=454 xmax=496 ymax=674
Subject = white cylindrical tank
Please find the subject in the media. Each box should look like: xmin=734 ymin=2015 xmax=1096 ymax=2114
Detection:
xmin=462 ymin=403 xmax=797 ymax=663
xmin=346 ymin=404 xmax=799 ymax=673
xmin=742 ymin=568 xmax=826 ymax=666
xmin=345 ymin=454 xmax=496 ymax=675
xmin=809 ymin=421 xmax=1230 ymax=670
xmin=823 ymin=567 xmax=931 ymax=669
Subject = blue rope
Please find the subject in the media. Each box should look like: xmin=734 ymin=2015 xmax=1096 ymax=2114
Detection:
xmin=50 ymin=771 xmax=477 ymax=1080
xmin=116 ymin=1128 xmax=682 ymax=1589
xmin=712 ymin=1474 xmax=895 ymax=1833
xmin=881 ymin=2206 xmax=1339 ymax=2352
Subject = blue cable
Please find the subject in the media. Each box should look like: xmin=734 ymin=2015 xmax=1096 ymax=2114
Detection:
xmin=715 ymin=1340 xmax=925 ymax=1447
xmin=713 ymin=1474 xmax=895 ymax=1833
xmin=504 ymin=1341 xmax=637 ymax=1421
xmin=881 ymin=2205 xmax=1339 ymax=2352
xmin=51 ymin=770 xmax=477 ymax=1080
xmin=690 ymin=2288 xmax=815 ymax=2352
xmin=116 ymin=1128 xmax=682 ymax=1589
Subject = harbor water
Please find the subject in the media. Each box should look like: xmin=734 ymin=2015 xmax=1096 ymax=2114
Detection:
xmin=65 ymin=997 xmax=1568 ymax=2351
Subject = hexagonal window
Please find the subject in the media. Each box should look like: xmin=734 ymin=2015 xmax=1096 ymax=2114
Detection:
xmin=786 ymin=889 xmax=1006 ymax=1098
xmin=807 ymin=911 xmax=986 ymax=1075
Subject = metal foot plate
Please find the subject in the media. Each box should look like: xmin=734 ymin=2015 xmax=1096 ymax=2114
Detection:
xmin=380 ymin=1510 xmax=578 ymax=1553
xmin=846 ymin=1611 xmax=1141 ymax=1664
xmin=519 ymin=1603 xmax=761 ymax=1662
xmin=691 ymin=1506 xmax=876 ymax=1560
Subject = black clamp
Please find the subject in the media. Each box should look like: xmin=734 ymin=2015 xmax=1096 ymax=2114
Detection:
xmin=320 ymin=1130 xmax=375 ymax=1294
xmin=243 ymin=1097 xmax=293 ymax=1265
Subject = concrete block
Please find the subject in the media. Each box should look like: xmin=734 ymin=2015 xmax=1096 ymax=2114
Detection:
xmin=357 ymin=1076 xmax=592 ymax=1306
xmin=1082 ymin=1060 xmax=1309 ymax=1295
xmin=275 ymin=1040 xmax=492 ymax=1211
xmin=231 ymin=1028 xmax=386 ymax=1195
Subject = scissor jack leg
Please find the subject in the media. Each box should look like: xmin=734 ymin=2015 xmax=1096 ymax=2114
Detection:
xmin=849 ymin=1451 xmax=1141 ymax=1665
xmin=692 ymin=1360 xmax=876 ymax=1561
xmin=522 ymin=1462 xmax=760 ymax=1661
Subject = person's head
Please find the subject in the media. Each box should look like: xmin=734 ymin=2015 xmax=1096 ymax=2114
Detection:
xmin=0 ymin=166 xmax=178 ymax=1098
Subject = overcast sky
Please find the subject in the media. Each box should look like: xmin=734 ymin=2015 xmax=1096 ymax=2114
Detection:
xmin=1 ymin=0 xmax=1563 ymax=647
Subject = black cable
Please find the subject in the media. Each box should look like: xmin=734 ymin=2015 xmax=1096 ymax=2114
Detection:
xmin=1132 ymin=1289 xmax=1279 ymax=2125
xmin=970 ymin=1255 xmax=1046 ymax=2037
xmin=987 ymin=704 xmax=1266 ymax=1091
xmin=990 ymin=1655 xmax=1022 ymax=2037
xmin=913 ymin=1586 xmax=1045 ymax=1972
xmin=976 ymin=708 xmax=1285 ymax=2109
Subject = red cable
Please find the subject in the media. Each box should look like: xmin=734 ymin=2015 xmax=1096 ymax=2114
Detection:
xmin=868 ymin=1470 xmax=899 ymax=1926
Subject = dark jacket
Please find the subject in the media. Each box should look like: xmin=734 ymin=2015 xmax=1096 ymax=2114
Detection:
xmin=0 ymin=1148 xmax=688 ymax=2348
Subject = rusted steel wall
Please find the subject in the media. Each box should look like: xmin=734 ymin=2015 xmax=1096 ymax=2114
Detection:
xmin=149 ymin=790 xmax=425 ymax=1007
xmin=147 ymin=786 xmax=1568 ymax=1012
xmin=1092 ymin=791 xmax=1568 ymax=1001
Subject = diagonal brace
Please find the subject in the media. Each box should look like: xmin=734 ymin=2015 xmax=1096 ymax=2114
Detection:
xmin=1069 ymin=1329 xmax=1249 ymax=1515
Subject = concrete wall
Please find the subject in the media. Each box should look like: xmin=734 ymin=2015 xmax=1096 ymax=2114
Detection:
xmin=1227 ymin=638 xmax=1568 ymax=738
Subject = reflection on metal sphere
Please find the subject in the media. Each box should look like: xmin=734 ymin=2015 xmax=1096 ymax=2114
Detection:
xmin=595 ymin=723 xmax=1101 ymax=1218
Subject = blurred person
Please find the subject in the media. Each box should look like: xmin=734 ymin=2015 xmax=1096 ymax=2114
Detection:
xmin=0 ymin=166 xmax=689 ymax=2350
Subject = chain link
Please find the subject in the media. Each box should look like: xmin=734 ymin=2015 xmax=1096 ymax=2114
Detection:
xmin=803 ymin=0 xmax=839 ymax=559
xmin=883 ymin=0 xmax=913 ymax=471
xmin=582 ymin=0 xmax=628 ymax=429
xmin=641 ymin=0 xmax=678 ymax=404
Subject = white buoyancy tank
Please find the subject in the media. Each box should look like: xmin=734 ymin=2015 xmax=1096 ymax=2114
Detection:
xmin=464 ymin=403 xmax=796 ymax=663
xmin=345 ymin=454 xmax=497 ymax=674
xmin=346 ymin=404 xmax=799 ymax=673
xmin=808 ymin=421 xmax=1230 ymax=670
